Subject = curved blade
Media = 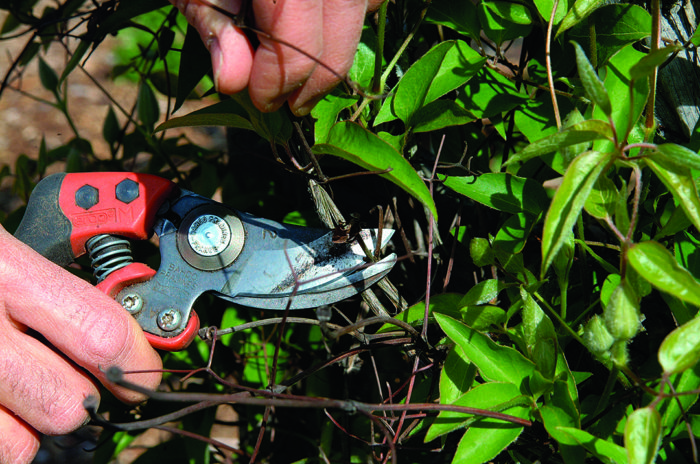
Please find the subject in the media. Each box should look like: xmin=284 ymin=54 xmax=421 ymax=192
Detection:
xmin=218 ymin=215 xmax=396 ymax=309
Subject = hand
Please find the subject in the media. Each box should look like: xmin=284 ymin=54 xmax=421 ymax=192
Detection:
xmin=0 ymin=226 xmax=162 ymax=464
xmin=173 ymin=0 xmax=383 ymax=115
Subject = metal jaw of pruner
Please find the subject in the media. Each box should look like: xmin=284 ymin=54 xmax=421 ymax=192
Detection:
xmin=115 ymin=188 xmax=397 ymax=342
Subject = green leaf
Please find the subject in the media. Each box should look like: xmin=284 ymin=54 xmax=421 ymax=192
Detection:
xmin=311 ymin=91 xmax=359 ymax=143
xmin=425 ymin=0 xmax=481 ymax=41
xmin=385 ymin=293 xmax=463 ymax=331
xmin=534 ymin=0 xmax=572 ymax=25
xmin=155 ymin=99 xmax=253 ymax=133
xmin=541 ymin=150 xmax=611 ymax=276
xmin=102 ymin=106 xmax=120 ymax=146
xmin=471 ymin=237 xmax=496 ymax=267
xmin=493 ymin=213 xmax=537 ymax=254
xmin=174 ymin=24 xmax=211 ymax=112
xmin=457 ymin=66 xmax=528 ymax=119
xmin=568 ymin=4 xmax=651 ymax=66
xmin=627 ymin=241 xmax=700 ymax=308
xmin=630 ymin=44 xmax=683 ymax=81
xmin=349 ymin=25 xmax=380 ymax=88
xmin=439 ymin=345 xmax=477 ymax=405
xmin=572 ymin=42 xmax=612 ymax=117
xmin=441 ymin=173 xmax=549 ymax=216
xmin=557 ymin=427 xmax=628 ymax=464
xmin=136 ymin=81 xmax=160 ymax=131
xmin=584 ymin=175 xmax=617 ymax=220
xmin=312 ymin=122 xmax=437 ymax=219
xmin=593 ymin=45 xmax=649 ymax=147
xmin=411 ymin=100 xmax=475 ymax=133
xmin=460 ymin=279 xmax=511 ymax=307
xmin=60 ymin=39 xmax=89 ymax=83
xmin=540 ymin=381 xmax=584 ymax=464
xmin=506 ymin=119 xmax=613 ymax=166
xmin=478 ymin=0 xmax=533 ymax=46
xmin=426 ymin=381 xmax=525 ymax=442
xmin=658 ymin=315 xmax=700 ymax=375
xmin=461 ymin=305 xmax=507 ymax=331
xmin=38 ymin=56 xmax=59 ymax=93
xmin=435 ymin=313 xmax=536 ymax=386
xmin=624 ymin=407 xmax=661 ymax=464
xmin=393 ymin=40 xmax=484 ymax=127
xmin=655 ymin=143 xmax=700 ymax=172
xmin=556 ymin=0 xmax=606 ymax=38
xmin=645 ymin=155 xmax=700 ymax=232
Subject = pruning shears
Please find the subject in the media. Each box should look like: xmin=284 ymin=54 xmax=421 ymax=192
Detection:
xmin=14 ymin=172 xmax=396 ymax=351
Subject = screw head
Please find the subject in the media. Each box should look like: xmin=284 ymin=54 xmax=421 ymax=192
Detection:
xmin=157 ymin=308 xmax=182 ymax=332
xmin=121 ymin=293 xmax=143 ymax=314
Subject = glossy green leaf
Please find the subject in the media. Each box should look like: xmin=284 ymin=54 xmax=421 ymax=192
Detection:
xmin=658 ymin=315 xmax=700 ymax=375
xmin=506 ymin=119 xmax=613 ymax=166
xmin=155 ymin=99 xmax=253 ymax=133
xmin=471 ymin=237 xmax=496 ymax=267
xmin=38 ymin=57 xmax=59 ymax=93
xmin=426 ymin=381 xmax=525 ymax=442
xmin=461 ymin=305 xmax=507 ymax=331
xmin=655 ymin=143 xmax=700 ymax=172
xmin=441 ymin=173 xmax=549 ymax=216
xmin=627 ymin=241 xmax=700 ymax=308
xmin=174 ymin=24 xmax=211 ymax=112
xmin=572 ymin=42 xmax=612 ymax=116
xmin=313 ymin=122 xmax=437 ymax=219
xmin=457 ymin=66 xmax=528 ymax=119
xmin=478 ymin=0 xmax=533 ymax=45
xmin=411 ymin=100 xmax=475 ymax=133
xmin=557 ymin=427 xmax=628 ymax=464
xmin=435 ymin=313 xmax=536 ymax=386
xmin=568 ymin=4 xmax=651 ymax=66
xmin=311 ymin=92 xmax=359 ymax=143
xmin=393 ymin=40 xmax=484 ymax=127
xmin=439 ymin=345 xmax=477 ymax=405
xmin=630 ymin=44 xmax=683 ymax=81
xmin=136 ymin=81 xmax=160 ymax=131
xmin=541 ymin=150 xmax=611 ymax=275
xmin=592 ymin=46 xmax=649 ymax=149
xmin=349 ymin=26 xmax=380 ymax=88
xmin=645 ymin=156 xmax=700 ymax=232
xmin=460 ymin=279 xmax=511 ymax=306
xmin=534 ymin=0 xmax=572 ymax=25
xmin=556 ymin=0 xmax=606 ymax=38
xmin=540 ymin=381 xmax=584 ymax=464
xmin=522 ymin=289 xmax=557 ymax=379
xmin=624 ymin=407 xmax=661 ymax=464
xmin=660 ymin=365 xmax=700 ymax=430
xmin=494 ymin=213 xmax=537 ymax=254
xmin=584 ymin=175 xmax=617 ymax=220
xmin=452 ymin=387 xmax=528 ymax=464
xmin=386 ymin=293 xmax=463 ymax=330
xmin=425 ymin=0 xmax=481 ymax=41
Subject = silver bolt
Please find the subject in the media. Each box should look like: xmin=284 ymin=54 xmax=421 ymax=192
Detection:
xmin=157 ymin=309 xmax=182 ymax=332
xmin=121 ymin=293 xmax=143 ymax=314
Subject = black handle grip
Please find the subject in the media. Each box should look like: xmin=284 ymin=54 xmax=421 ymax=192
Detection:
xmin=14 ymin=173 xmax=75 ymax=266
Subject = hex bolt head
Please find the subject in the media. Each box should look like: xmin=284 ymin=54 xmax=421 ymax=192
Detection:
xmin=157 ymin=308 xmax=182 ymax=332
xmin=121 ymin=293 xmax=143 ymax=314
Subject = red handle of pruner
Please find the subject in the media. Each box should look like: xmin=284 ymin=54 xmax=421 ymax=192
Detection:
xmin=15 ymin=172 xmax=197 ymax=351
xmin=97 ymin=263 xmax=200 ymax=351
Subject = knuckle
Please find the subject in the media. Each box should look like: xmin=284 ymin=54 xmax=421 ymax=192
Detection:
xmin=78 ymin=304 xmax=131 ymax=366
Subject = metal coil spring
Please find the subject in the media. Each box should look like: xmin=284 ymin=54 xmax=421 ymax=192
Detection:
xmin=85 ymin=234 xmax=133 ymax=282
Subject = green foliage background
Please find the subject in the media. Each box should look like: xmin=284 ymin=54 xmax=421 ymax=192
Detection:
xmin=2 ymin=0 xmax=700 ymax=462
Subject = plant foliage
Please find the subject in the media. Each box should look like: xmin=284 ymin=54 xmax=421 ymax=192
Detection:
xmin=2 ymin=0 xmax=700 ymax=462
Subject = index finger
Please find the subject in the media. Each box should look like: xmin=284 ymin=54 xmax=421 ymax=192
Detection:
xmin=0 ymin=228 xmax=162 ymax=403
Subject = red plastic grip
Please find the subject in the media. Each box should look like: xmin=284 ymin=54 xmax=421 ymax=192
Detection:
xmin=97 ymin=262 xmax=199 ymax=351
xmin=58 ymin=172 xmax=174 ymax=258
